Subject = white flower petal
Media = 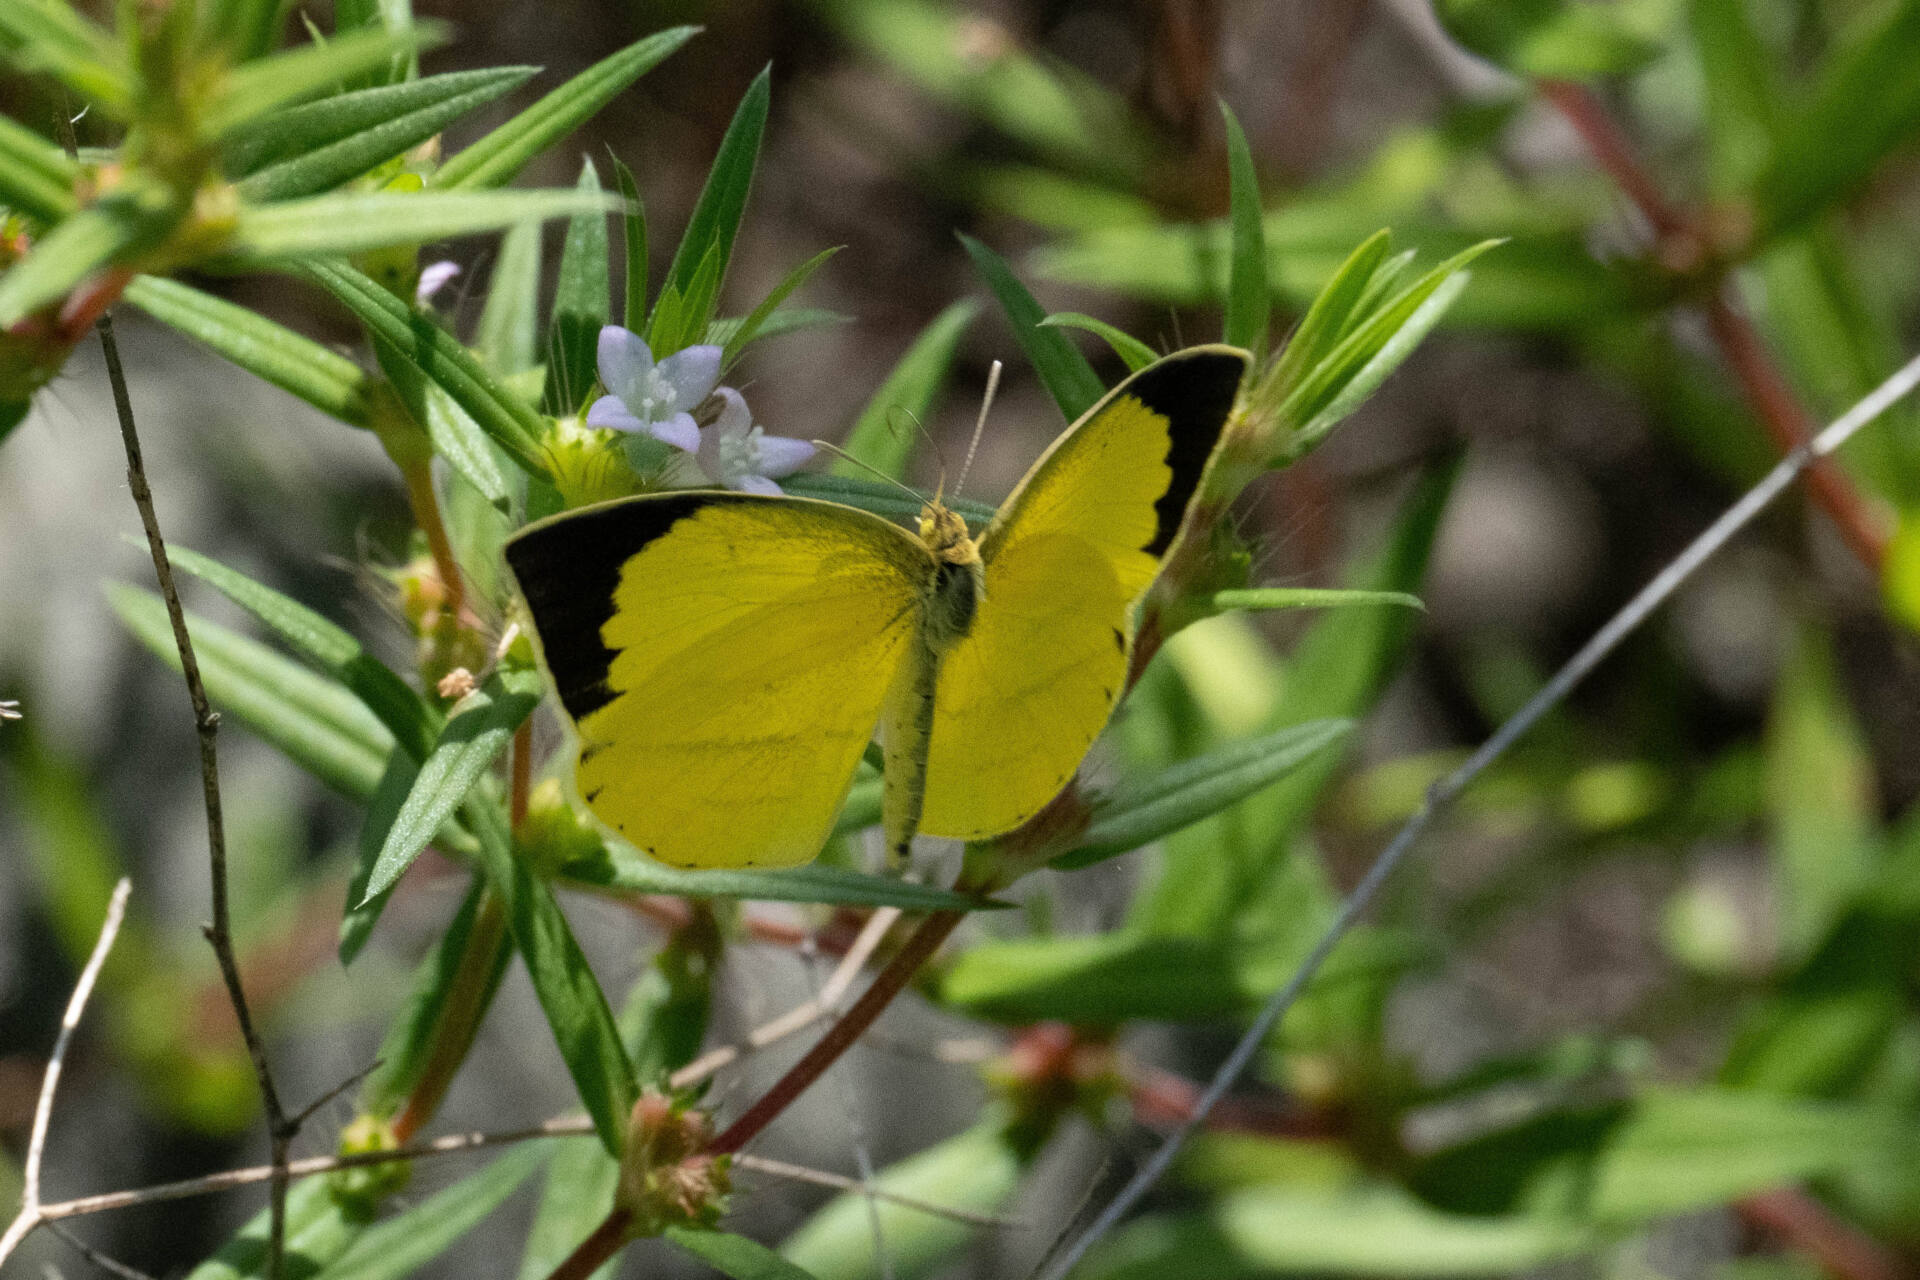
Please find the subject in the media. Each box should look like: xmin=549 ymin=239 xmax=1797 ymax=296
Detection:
xmin=649 ymin=412 xmax=701 ymax=453
xmin=415 ymin=260 xmax=461 ymax=305
xmin=597 ymin=326 xmax=654 ymax=401
xmin=753 ymin=434 xmax=816 ymax=478
xmin=710 ymin=387 xmax=752 ymax=439
xmin=658 ymin=344 xmax=723 ymax=412
xmin=585 ymin=395 xmax=645 ymax=432
xmin=733 ymin=473 xmax=784 ymax=495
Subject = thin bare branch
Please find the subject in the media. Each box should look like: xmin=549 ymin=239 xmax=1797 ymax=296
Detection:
xmin=1030 ymin=350 xmax=1920 ymax=1280
xmin=733 ymin=1153 xmax=1023 ymax=1230
xmin=1 ymin=878 xmax=132 ymax=1268
xmin=44 ymin=1220 xmax=158 ymax=1280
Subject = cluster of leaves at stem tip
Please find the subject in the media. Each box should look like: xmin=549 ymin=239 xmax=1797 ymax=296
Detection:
xmin=0 ymin=0 xmax=1493 ymax=1272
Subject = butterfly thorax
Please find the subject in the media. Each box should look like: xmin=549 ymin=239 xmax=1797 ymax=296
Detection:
xmin=918 ymin=500 xmax=984 ymax=651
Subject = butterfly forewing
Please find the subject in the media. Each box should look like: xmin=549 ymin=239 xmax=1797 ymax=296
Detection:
xmin=507 ymin=492 xmax=934 ymax=868
xmin=915 ymin=346 xmax=1249 ymax=839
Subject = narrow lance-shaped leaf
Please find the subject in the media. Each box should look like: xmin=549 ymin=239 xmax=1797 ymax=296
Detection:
xmin=362 ymin=667 xmax=543 ymax=903
xmin=0 ymin=197 xmax=170 ymax=328
xmin=0 ymin=0 xmax=131 ymax=114
xmin=370 ymin=331 xmax=514 ymax=510
xmin=332 ymin=0 xmax=418 ymax=88
xmin=0 ymin=113 xmax=79 ymax=221
xmin=124 ymin=274 xmax=371 ymax=426
xmin=667 ymin=1229 xmax=821 ymax=1280
xmin=543 ymin=157 xmax=611 ymax=416
xmin=721 ymin=246 xmax=840 ymax=368
xmin=465 ymin=795 xmax=636 ymax=1154
xmin=476 ymin=219 xmax=543 ymax=376
xmin=1220 ymin=101 xmax=1268 ymax=358
xmin=301 ymin=259 xmax=550 ymax=477
xmin=613 ymin=156 xmax=648 ymax=332
xmin=206 ymin=25 xmax=447 ymax=137
xmin=434 ymin=27 xmax=700 ymax=190
xmin=837 ymin=299 xmax=978 ymax=479
xmin=359 ymin=876 xmax=508 ymax=1105
xmin=232 ymin=67 xmax=539 ymax=202
xmin=230 ymin=188 xmax=619 ymax=262
xmin=959 ymin=233 xmax=1104 ymax=422
xmin=1751 ymin=0 xmax=1920 ymax=243
xmin=163 ymin=544 xmax=439 ymax=761
xmin=1263 ymin=228 xmax=1392 ymax=402
xmin=1053 ymin=719 xmax=1353 ymax=870
xmin=1040 ymin=312 xmax=1155 ymax=372
xmin=559 ymin=849 xmax=1010 ymax=912
xmin=1208 ymin=587 xmax=1425 ymax=616
xmin=309 ymin=1145 xmax=551 ymax=1280
xmin=107 ymin=584 xmax=392 ymax=800
xmin=657 ymin=65 xmax=769 ymax=319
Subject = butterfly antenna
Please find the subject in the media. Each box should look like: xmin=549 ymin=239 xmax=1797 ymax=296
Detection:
xmin=952 ymin=359 xmax=1001 ymax=501
xmin=811 ymin=440 xmax=927 ymax=503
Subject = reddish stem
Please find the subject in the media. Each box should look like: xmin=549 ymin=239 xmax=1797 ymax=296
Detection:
xmin=1538 ymin=78 xmax=1888 ymax=572
xmin=510 ymin=721 xmax=532 ymax=831
xmin=1738 ymin=1188 xmax=1914 ymax=1280
xmin=545 ymin=1207 xmax=632 ymax=1280
xmin=708 ymin=909 xmax=964 ymax=1155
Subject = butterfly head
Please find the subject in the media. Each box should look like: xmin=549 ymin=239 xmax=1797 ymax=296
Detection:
xmin=918 ymin=500 xmax=980 ymax=567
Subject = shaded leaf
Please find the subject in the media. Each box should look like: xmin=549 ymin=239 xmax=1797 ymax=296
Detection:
xmin=1039 ymin=312 xmax=1156 ymax=372
xmin=310 ymin=1144 xmax=549 ymax=1280
xmin=558 ymin=842 xmax=1009 ymax=912
xmin=667 ymin=1228 xmax=820 ymax=1280
xmin=1220 ymin=101 xmax=1267 ymax=357
xmin=959 ymin=232 xmax=1104 ymax=421
xmin=542 ymin=158 xmax=611 ymax=416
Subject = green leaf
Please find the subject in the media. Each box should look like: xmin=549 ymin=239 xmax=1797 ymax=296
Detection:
xmin=837 ymin=300 xmax=979 ymax=479
xmin=781 ymin=472 xmax=997 ymax=528
xmin=941 ymin=933 xmax=1242 ymax=1022
xmin=1689 ymin=0 xmax=1781 ymax=197
xmin=722 ymin=246 xmax=839 ymax=368
xmin=331 ymin=0 xmax=416 ymax=87
xmin=1039 ymin=312 xmax=1155 ymax=372
xmin=702 ymin=306 xmax=848 ymax=352
xmin=557 ymin=843 xmax=1009 ymax=912
xmin=1265 ymin=229 xmax=1392 ymax=403
xmin=124 ymin=274 xmax=371 ymax=425
xmin=667 ymin=1229 xmax=821 ymax=1280
xmin=1432 ymin=0 xmax=1672 ymax=80
xmin=0 ymin=0 xmax=131 ymax=114
xmin=1220 ymin=102 xmax=1267 ymax=357
xmin=0 ymin=113 xmax=78 ymax=221
xmin=657 ymin=66 xmax=770 ymax=329
xmin=184 ymin=1176 xmax=363 ymax=1280
xmin=359 ymin=876 xmax=508 ymax=1111
xmin=433 ymin=27 xmax=700 ymax=191
xmin=302 ymin=259 xmax=549 ymax=477
xmin=613 ymin=156 xmax=647 ymax=332
xmin=0 ymin=198 xmax=165 ymax=327
xmin=231 ymin=67 xmax=537 ymax=202
xmin=1752 ymin=0 xmax=1920 ymax=242
xmin=207 ymin=25 xmax=446 ymax=137
xmin=339 ymin=753 xmax=419 ymax=964
xmin=542 ymin=158 xmax=610 ymax=416
xmin=1053 ymin=719 xmax=1353 ymax=870
xmin=781 ymin=1119 xmax=1025 ymax=1280
xmin=199 ymin=0 xmax=288 ymax=63
xmin=310 ymin=1144 xmax=549 ymax=1280
xmin=518 ymin=1137 xmax=619 ymax=1280
xmin=362 ymin=667 xmax=542 ymax=903
xmin=959 ymin=232 xmax=1104 ymax=422
xmin=368 ymin=330 xmax=513 ymax=508
xmin=164 ymin=544 xmax=439 ymax=761
xmin=1765 ymin=624 xmax=1876 ymax=957
xmin=107 ymin=583 xmax=391 ymax=800
xmin=653 ymin=240 xmax=722 ymax=356
xmin=1209 ymin=587 xmax=1424 ymax=615
xmin=1279 ymin=241 xmax=1497 ymax=452
xmin=467 ymin=795 xmax=635 ymax=1155
xmin=232 ymin=188 xmax=618 ymax=261
xmin=476 ymin=219 xmax=544 ymax=376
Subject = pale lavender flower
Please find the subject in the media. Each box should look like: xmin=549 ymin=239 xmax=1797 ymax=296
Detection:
xmin=415 ymin=260 xmax=461 ymax=306
xmin=696 ymin=388 xmax=816 ymax=494
xmin=585 ymin=325 xmax=721 ymax=453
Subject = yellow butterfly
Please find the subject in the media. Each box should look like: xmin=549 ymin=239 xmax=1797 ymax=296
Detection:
xmin=504 ymin=345 xmax=1248 ymax=868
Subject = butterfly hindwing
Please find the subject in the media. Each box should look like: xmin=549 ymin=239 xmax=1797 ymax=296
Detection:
xmin=506 ymin=492 xmax=934 ymax=868
xmin=915 ymin=345 xmax=1249 ymax=839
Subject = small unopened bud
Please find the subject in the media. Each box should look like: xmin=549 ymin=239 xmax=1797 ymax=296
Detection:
xmin=436 ymin=667 xmax=477 ymax=701
xmin=617 ymin=1091 xmax=730 ymax=1236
